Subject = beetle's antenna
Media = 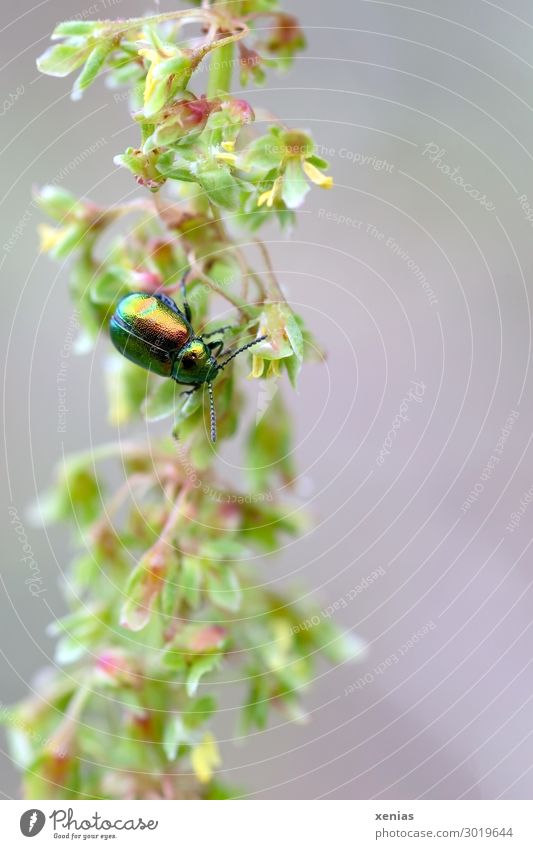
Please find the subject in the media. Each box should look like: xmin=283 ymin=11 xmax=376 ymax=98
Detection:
xmin=216 ymin=335 xmax=267 ymax=373
xmin=207 ymin=382 xmax=217 ymax=443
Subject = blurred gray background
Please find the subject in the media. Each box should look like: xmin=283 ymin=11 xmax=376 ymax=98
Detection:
xmin=2 ymin=0 xmax=533 ymax=799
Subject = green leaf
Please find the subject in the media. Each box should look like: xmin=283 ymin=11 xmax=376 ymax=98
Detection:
xmin=283 ymin=353 xmax=302 ymax=388
xmin=155 ymin=151 xmax=194 ymax=181
xmin=144 ymin=77 xmax=170 ymax=119
xmin=106 ymin=354 xmax=151 ymax=425
xmin=5 ymin=728 xmax=34 ymax=770
xmin=281 ymin=159 xmax=310 ymax=209
xmin=143 ymin=379 xmax=180 ymax=422
xmin=186 ymin=654 xmax=221 ymax=697
xmin=201 ymin=539 xmax=248 ymax=559
xmin=55 ymin=635 xmax=86 ymax=665
xmin=162 ymin=648 xmax=187 ymax=670
xmin=37 ymin=43 xmax=91 ymax=77
xmin=242 ymin=676 xmax=270 ymax=732
xmin=285 ymin=311 xmax=304 ymax=361
xmin=35 ymin=185 xmax=82 ymax=220
xmin=183 ymin=695 xmax=217 ymax=729
xmin=114 ymin=148 xmax=145 ymax=177
xmin=242 ymin=130 xmax=282 ymax=172
xmin=47 ymin=607 xmax=100 ymax=639
xmin=160 ymin=559 xmax=182 ymax=617
xmin=197 ymin=165 xmax=242 ymax=209
xmin=73 ymin=41 xmax=114 ymax=99
xmin=153 ymin=54 xmax=191 ymax=82
xmin=44 ymin=223 xmax=86 ymax=259
xmin=61 ymin=462 xmax=104 ymax=526
xmin=151 ymin=117 xmax=194 ymax=148
xmin=27 ymin=488 xmax=64 ymax=527
xmin=71 ymin=553 xmax=99 ymax=591
xmin=205 ymin=781 xmax=241 ymax=800
xmin=309 ymin=619 xmax=367 ymax=665
xmin=163 ymin=715 xmax=188 ymax=761
xmin=246 ymin=391 xmax=295 ymax=490
xmin=52 ymin=22 xmax=100 ymax=37
xmin=120 ymin=557 xmax=164 ymax=632
xmin=180 ymin=555 xmax=203 ymax=609
xmin=206 ymin=255 xmax=241 ymax=290
xmin=206 ymin=568 xmax=242 ymax=613
xmin=90 ymin=266 xmax=131 ymax=305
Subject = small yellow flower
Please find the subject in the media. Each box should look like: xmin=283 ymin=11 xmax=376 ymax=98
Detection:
xmin=273 ymin=618 xmax=293 ymax=654
xmin=249 ymin=354 xmax=265 ymax=379
xmin=191 ymin=733 xmax=221 ymax=784
xmin=221 ymin=140 xmax=235 ymax=152
xmin=138 ymin=48 xmax=162 ymax=107
xmin=257 ymin=189 xmax=273 ymax=208
xmin=38 ymin=223 xmax=62 ymax=253
xmin=302 ymin=159 xmax=333 ymax=188
xmin=266 ymin=619 xmax=294 ymax=670
xmin=267 ymin=359 xmax=281 ymax=378
xmin=215 ymin=150 xmax=238 ymax=166
xmin=257 ymin=177 xmax=282 ymax=208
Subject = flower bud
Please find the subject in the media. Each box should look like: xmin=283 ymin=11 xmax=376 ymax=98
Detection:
xmin=222 ymin=98 xmax=255 ymax=125
xmin=266 ymin=14 xmax=306 ymax=54
xmin=187 ymin=625 xmax=227 ymax=653
xmin=96 ymin=650 xmax=140 ymax=687
xmin=280 ymin=130 xmax=313 ymax=159
xmin=131 ymin=269 xmax=162 ymax=292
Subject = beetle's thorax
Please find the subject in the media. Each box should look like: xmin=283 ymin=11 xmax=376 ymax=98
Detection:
xmin=171 ymin=337 xmax=218 ymax=385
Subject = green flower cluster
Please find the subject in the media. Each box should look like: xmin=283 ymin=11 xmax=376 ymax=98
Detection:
xmin=4 ymin=2 xmax=363 ymax=800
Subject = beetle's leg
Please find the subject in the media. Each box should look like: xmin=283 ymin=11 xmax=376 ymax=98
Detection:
xmin=201 ymin=325 xmax=233 ymax=339
xmin=206 ymin=338 xmax=225 ymax=359
xmin=202 ymin=326 xmax=232 ymax=359
xmin=178 ymin=386 xmax=199 ymax=398
xmin=180 ymin=272 xmax=192 ymax=323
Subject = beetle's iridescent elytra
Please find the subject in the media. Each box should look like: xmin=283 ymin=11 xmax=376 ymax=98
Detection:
xmin=109 ymin=277 xmax=266 ymax=441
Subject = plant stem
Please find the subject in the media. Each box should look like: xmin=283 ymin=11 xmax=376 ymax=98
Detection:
xmin=207 ymin=40 xmax=234 ymax=98
xmin=255 ymin=238 xmax=286 ymax=303
xmin=206 ymin=0 xmax=239 ymax=97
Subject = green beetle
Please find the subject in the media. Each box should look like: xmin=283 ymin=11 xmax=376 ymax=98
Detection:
xmin=110 ymin=277 xmax=265 ymax=441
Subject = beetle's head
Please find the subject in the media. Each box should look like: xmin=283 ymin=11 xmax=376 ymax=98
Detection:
xmin=172 ymin=338 xmax=218 ymax=385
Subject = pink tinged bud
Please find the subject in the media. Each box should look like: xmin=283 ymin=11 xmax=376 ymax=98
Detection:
xmin=217 ymin=502 xmax=241 ymax=530
xmin=97 ymin=651 xmax=126 ymax=677
xmin=97 ymin=652 xmax=120 ymax=676
xmin=132 ymin=711 xmax=150 ymax=729
xmin=182 ymin=96 xmax=215 ymax=127
xmin=155 ymin=97 xmax=217 ymax=144
xmin=96 ymin=651 xmax=140 ymax=687
xmin=135 ymin=175 xmax=162 ymax=190
xmin=188 ymin=625 xmax=227 ymax=653
xmin=225 ymin=98 xmax=255 ymax=124
xmin=132 ymin=270 xmax=163 ymax=292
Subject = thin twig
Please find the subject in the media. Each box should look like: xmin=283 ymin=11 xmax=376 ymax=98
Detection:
xmin=254 ymin=237 xmax=286 ymax=302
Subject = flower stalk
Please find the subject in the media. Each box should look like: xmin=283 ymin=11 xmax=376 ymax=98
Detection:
xmin=4 ymin=2 xmax=364 ymax=801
